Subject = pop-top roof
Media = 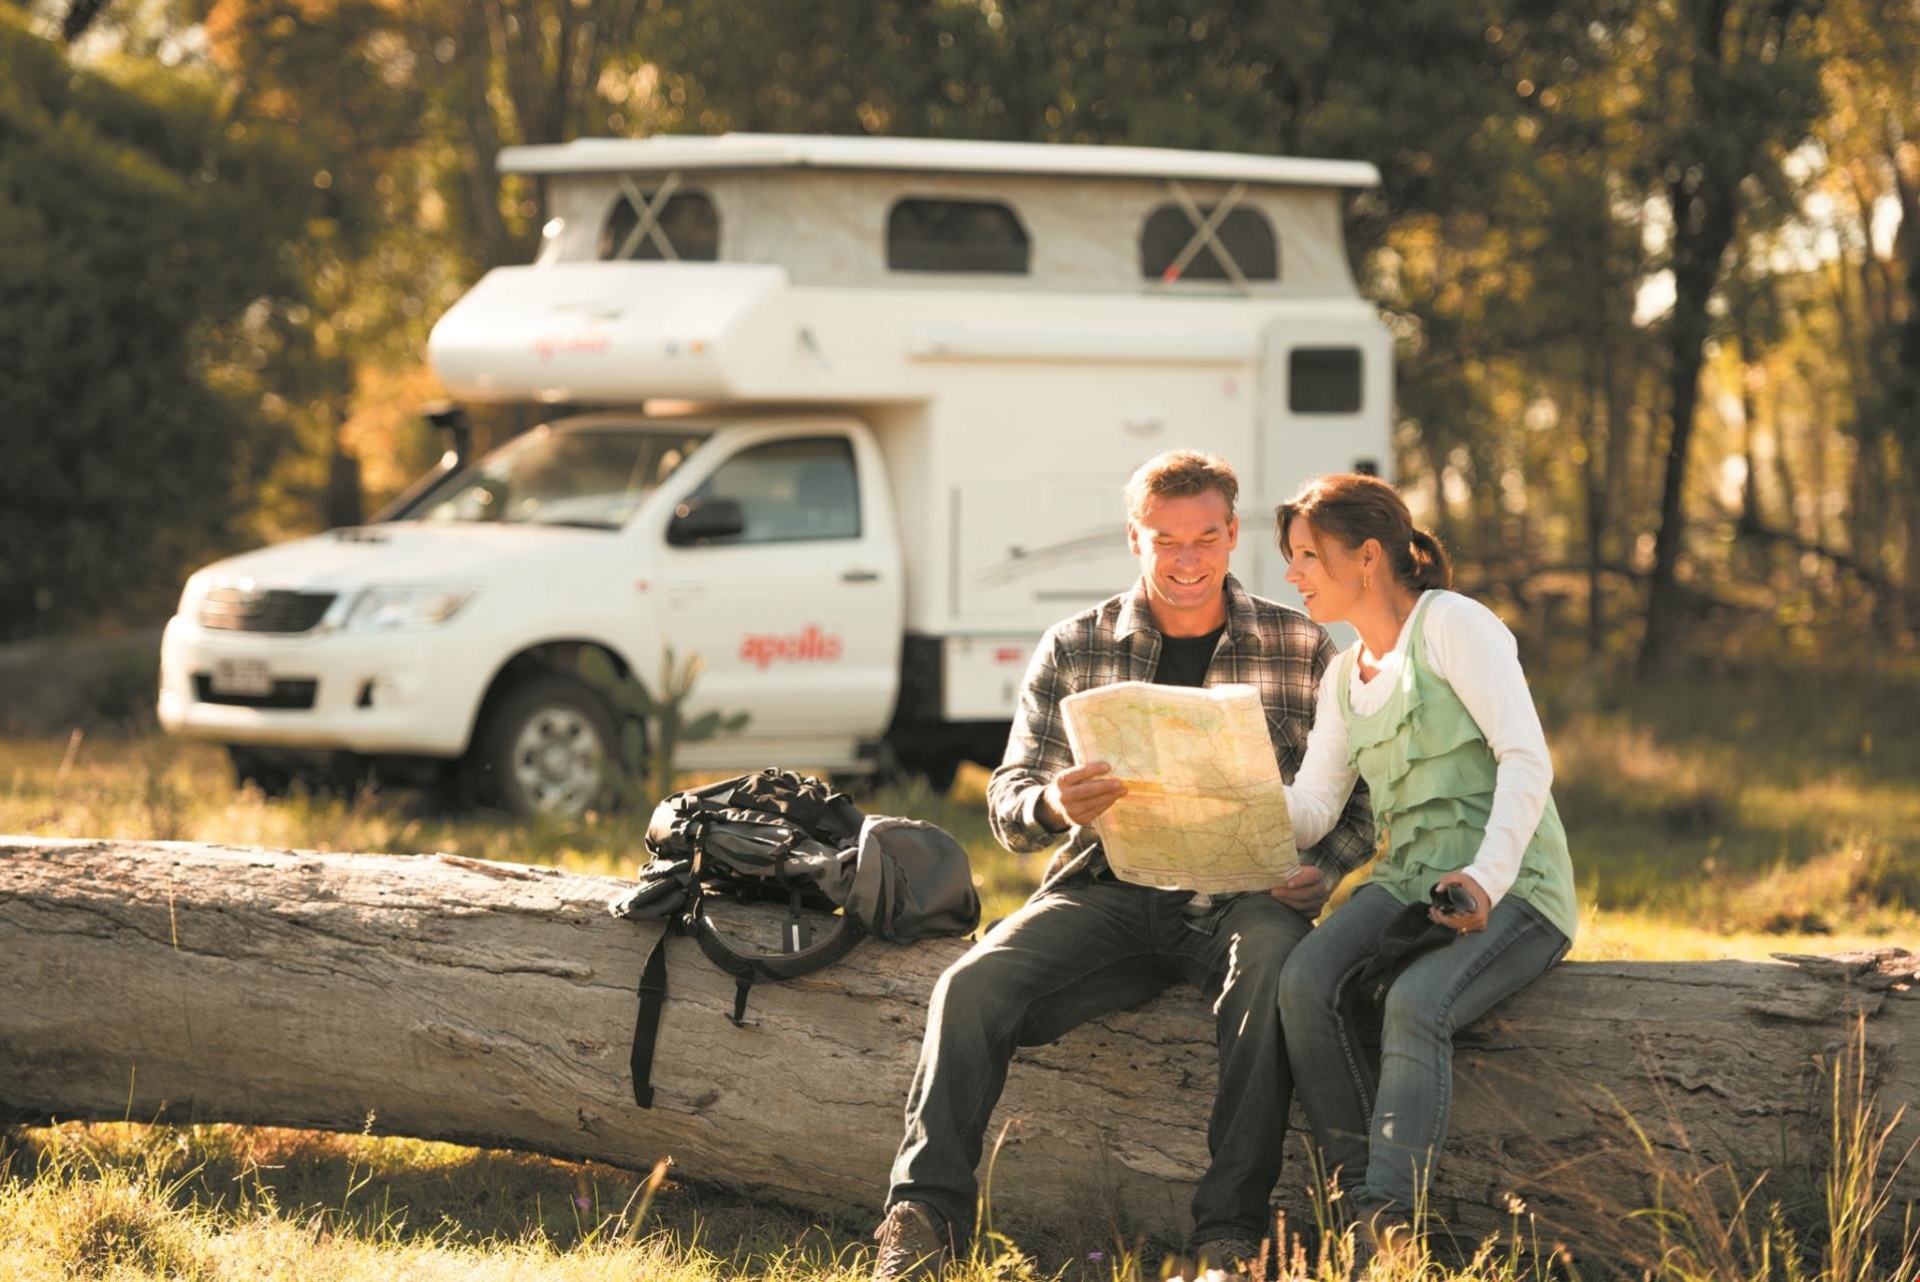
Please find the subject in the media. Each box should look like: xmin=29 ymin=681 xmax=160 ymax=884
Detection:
xmin=499 ymin=132 xmax=1380 ymax=190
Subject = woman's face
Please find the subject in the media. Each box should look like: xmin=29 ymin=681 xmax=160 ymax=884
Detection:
xmin=1284 ymin=519 xmax=1365 ymax=624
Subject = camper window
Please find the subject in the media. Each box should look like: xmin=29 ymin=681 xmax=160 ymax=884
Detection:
xmin=684 ymin=437 xmax=861 ymax=544
xmin=599 ymin=191 xmax=720 ymax=261
xmin=1140 ymin=205 xmax=1278 ymax=283
xmin=886 ymin=199 xmax=1031 ymax=274
xmin=1288 ymin=347 xmax=1364 ymax=414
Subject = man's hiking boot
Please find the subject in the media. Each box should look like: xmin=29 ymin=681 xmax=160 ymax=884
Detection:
xmin=872 ymin=1200 xmax=954 ymax=1282
xmin=1189 ymin=1233 xmax=1269 ymax=1278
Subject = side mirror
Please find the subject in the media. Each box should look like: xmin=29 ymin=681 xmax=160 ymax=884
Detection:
xmin=666 ymin=497 xmax=747 ymax=546
xmin=421 ymin=400 xmax=473 ymax=471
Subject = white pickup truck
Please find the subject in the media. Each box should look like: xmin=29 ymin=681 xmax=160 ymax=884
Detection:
xmin=158 ymin=133 xmax=1392 ymax=816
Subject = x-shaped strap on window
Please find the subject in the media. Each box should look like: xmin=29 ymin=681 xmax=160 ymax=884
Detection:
xmin=616 ymin=170 xmax=685 ymax=261
xmin=1158 ymin=179 xmax=1250 ymax=291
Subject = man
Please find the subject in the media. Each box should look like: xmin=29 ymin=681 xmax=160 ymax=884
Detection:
xmin=871 ymin=451 xmax=1376 ymax=1279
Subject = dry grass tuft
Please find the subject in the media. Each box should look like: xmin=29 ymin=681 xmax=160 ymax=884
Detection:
xmin=3 ymin=1163 xmax=208 ymax=1281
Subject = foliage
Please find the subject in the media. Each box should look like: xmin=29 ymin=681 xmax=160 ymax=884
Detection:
xmin=576 ymin=645 xmax=751 ymax=799
xmin=1619 ymin=0 xmax=1829 ymax=669
xmin=7 ymin=0 xmax=1920 ymax=664
xmin=1589 ymin=1017 xmax=1920 ymax=1282
xmin=0 ymin=10 xmax=333 ymax=640
xmin=596 ymin=0 xmax=1913 ymax=669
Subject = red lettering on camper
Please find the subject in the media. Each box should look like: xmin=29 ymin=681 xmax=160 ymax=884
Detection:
xmin=739 ymin=626 xmax=846 ymax=670
xmin=529 ymin=334 xmax=612 ymax=363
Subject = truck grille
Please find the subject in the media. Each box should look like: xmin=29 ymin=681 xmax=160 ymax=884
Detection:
xmin=199 ymin=589 xmax=335 ymax=634
xmin=191 ymin=676 xmax=319 ymax=709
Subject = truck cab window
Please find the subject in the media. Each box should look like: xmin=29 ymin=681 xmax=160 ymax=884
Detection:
xmin=420 ymin=426 xmax=707 ymax=528
xmin=686 ymin=437 xmax=860 ymax=544
xmin=1288 ymin=347 xmax=1363 ymax=413
xmin=887 ymin=199 xmax=1030 ymax=274
xmin=1140 ymin=205 xmax=1279 ymax=282
xmin=599 ymin=191 xmax=720 ymax=261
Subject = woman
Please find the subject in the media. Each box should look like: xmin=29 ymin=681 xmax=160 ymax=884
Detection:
xmin=1273 ymin=473 xmax=1577 ymax=1245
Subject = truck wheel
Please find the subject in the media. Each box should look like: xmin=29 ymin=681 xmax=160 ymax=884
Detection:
xmin=913 ymin=754 xmax=963 ymax=796
xmin=469 ymin=675 xmax=617 ymax=820
xmin=228 ymin=747 xmax=295 ymax=799
xmin=872 ymin=747 xmax=962 ymax=797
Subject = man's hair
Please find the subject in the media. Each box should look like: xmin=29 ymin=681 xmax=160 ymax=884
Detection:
xmin=1123 ymin=450 xmax=1239 ymax=522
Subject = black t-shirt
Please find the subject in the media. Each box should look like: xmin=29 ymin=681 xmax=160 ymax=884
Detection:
xmin=1153 ymin=624 xmax=1225 ymax=689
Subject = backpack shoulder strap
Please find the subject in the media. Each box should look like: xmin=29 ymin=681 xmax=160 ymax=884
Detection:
xmin=685 ymin=906 xmax=864 ymax=1025
xmin=627 ymin=925 xmax=672 ymax=1108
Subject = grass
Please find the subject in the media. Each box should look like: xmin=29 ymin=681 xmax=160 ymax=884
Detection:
xmin=4 ymin=665 xmax=1919 ymax=1279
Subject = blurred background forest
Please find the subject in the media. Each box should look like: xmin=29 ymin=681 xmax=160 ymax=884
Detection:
xmin=1 ymin=0 xmax=1915 ymax=675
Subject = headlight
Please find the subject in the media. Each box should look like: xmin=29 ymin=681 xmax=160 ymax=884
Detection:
xmin=176 ymin=573 xmax=212 ymax=619
xmin=343 ymin=584 xmax=476 ymax=631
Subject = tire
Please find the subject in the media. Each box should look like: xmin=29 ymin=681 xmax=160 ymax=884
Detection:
xmin=867 ymin=746 xmax=962 ymax=798
xmin=912 ymin=753 xmax=963 ymax=796
xmin=227 ymin=747 xmax=365 ymax=801
xmin=228 ymin=746 xmax=296 ymax=799
xmin=467 ymin=674 xmax=618 ymax=820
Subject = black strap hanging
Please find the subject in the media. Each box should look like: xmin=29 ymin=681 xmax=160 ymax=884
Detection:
xmin=628 ymin=926 xmax=671 ymax=1109
xmin=729 ymin=977 xmax=754 ymax=1027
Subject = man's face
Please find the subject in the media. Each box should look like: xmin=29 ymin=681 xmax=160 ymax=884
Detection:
xmin=1127 ymin=489 xmax=1238 ymax=635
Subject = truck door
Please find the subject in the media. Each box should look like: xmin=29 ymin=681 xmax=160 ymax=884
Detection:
xmin=655 ymin=427 xmax=904 ymax=761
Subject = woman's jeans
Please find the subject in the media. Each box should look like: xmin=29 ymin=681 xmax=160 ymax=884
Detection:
xmin=888 ymin=879 xmax=1314 ymax=1244
xmin=1278 ymin=884 xmax=1568 ymax=1217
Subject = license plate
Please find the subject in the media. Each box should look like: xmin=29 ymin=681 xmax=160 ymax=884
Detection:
xmin=210 ymin=657 xmax=273 ymax=696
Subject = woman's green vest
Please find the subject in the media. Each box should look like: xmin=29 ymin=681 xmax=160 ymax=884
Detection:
xmin=1338 ymin=592 xmax=1579 ymax=942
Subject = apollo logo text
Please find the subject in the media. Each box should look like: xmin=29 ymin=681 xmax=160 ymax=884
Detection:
xmin=741 ymin=626 xmax=844 ymax=670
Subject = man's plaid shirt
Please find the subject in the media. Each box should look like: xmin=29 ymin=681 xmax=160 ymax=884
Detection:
xmin=988 ymin=574 xmax=1376 ymax=893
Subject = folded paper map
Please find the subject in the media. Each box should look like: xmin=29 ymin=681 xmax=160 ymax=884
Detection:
xmin=1060 ymin=681 xmax=1299 ymax=894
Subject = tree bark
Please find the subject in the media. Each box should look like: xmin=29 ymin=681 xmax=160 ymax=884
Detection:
xmin=3 ymin=839 xmax=1916 ymax=1257
xmin=1639 ymin=175 xmax=1737 ymax=675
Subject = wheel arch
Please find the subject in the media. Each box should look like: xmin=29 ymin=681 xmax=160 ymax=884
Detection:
xmin=463 ymin=637 xmax=642 ymax=754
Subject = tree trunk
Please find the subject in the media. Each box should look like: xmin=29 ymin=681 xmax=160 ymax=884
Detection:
xmin=1640 ymin=172 xmax=1739 ymax=674
xmin=1583 ymin=347 xmax=1618 ymax=659
xmin=3 ymin=839 xmax=1916 ymax=1257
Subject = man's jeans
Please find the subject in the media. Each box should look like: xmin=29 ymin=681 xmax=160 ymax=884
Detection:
xmin=1277 ymin=884 xmax=1568 ymax=1216
xmin=887 ymin=879 xmax=1314 ymax=1243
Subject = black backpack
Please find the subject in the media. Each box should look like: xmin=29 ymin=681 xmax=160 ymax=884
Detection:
xmin=609 ymin=768 xmax=980 ymax=1107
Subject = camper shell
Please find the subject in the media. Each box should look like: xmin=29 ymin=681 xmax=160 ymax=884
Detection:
xmin=159 ymin=133 xmax=1393 ymax=813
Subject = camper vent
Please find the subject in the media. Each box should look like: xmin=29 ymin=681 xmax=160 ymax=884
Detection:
xmin=199 ymin=589 xmax=337 ymax=635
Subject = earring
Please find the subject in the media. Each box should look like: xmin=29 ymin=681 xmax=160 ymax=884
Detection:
xmin=1363 ymin=572 xmax=1373 ymax=592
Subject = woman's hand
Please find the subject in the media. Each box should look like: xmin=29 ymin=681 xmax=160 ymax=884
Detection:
xmin=1429 ymin=871 xmax=1490 ymax=933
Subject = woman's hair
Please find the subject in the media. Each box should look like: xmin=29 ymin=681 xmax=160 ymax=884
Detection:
xmin=1276 ymin=473 xmax=1452 ymax=591
xmin=1124 ymin=450 xmax=1239 ymax=522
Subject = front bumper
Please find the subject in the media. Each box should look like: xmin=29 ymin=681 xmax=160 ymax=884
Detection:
xmin=156 ymin=615 xmax=484 ymax=757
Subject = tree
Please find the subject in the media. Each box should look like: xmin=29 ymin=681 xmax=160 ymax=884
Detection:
xmin=8 ymin=836 xmax=1918 ymax=1256
xmin=1811 ymin=0 xmax=1920 ymax=641
xmin=1630 ymin=0 xmax=1827 ymax=671
xmin=0 ymin=11 xmax=331 ymax=638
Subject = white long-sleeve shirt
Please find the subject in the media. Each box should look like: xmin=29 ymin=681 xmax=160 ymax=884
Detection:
xmin=1284 ymin=590 xmax=1554 ymax=907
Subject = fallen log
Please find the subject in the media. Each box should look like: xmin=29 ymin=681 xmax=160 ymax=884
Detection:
xmin=2 ymin=838 xmax=1915 ymax=1255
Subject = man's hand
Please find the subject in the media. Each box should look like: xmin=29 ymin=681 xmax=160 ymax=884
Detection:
xmin=1037 ymin=761 xmax=1128 ymax=832
xmin=1269 ymin=864 xmax=1332 ymax=917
